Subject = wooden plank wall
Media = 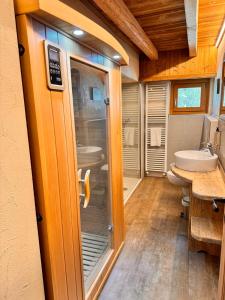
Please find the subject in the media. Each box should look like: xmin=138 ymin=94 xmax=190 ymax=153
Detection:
xmin=16 ymin=14 xmax=124 ymax=300
xmin=140 ymin=46 xmax=218 ymax=81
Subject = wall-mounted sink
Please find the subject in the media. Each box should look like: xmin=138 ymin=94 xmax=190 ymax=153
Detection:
xmin=175 ymin=150 xmax=218 ymax=172
xmin=77 ymin=146 xmax=103 ymax=165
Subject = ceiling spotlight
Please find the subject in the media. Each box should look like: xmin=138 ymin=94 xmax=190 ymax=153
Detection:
xmin=113 ymin=54 xmax=121 ymax=60
xmin=73 ymin=29 xmax=84 ymax=36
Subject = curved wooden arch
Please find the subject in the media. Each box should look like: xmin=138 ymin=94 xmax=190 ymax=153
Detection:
xmin=14 ymin=0 xmax=129 ymax=65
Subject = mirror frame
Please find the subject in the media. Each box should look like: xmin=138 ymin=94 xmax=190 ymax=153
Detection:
xmin=220 ymin=53 xmax=225 ymax=114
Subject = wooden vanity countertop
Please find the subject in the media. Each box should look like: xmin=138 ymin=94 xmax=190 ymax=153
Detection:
xmin=171 ymin=164 xmax=225 ymax=200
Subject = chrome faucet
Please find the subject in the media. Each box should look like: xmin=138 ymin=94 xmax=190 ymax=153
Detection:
xmin=206 ymin=142 xmax=214 ymax=156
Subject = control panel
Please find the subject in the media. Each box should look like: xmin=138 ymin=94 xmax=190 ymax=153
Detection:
xmin=44 ymin=41 xmax=64 ymax=91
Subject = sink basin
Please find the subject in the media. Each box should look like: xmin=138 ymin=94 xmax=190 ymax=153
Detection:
xmin=77 ymin=146 xmax=103 ymax=165
xmin=175 ymin=150 xmax=218 ymax=172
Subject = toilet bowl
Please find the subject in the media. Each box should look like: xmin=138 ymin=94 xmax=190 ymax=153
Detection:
xmin=167 ymin=170 xmax=189 ymax=187
xmin=167 ymin=170 xmax=190 ymax=217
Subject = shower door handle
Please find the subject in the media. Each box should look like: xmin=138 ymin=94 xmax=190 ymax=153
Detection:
xmin=78 ymin=169 xmax=91 ymax=208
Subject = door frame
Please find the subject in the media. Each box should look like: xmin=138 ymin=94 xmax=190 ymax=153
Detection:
xmin=66 ymin=53 xmax=116 ymax=296
xmin=218 ymin=163 xmax=225 ymax=299
xmin=16 ymin=13 xmax=125 ymax=300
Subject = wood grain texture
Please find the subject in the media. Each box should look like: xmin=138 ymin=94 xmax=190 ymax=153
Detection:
xmin=218 ymin=214 xmax=225 ymax=300
xmin=171 ymin=164 xmax=225 ymax=200
xmin=184 ymin=0 xmax=199 ymax=56
xmin=17 ymin=14 xmax=125 ymax=300
xmin=16 ymin=15 xmax=69 ymax=300
xmin=123 ymin=0 xmax=224 ymax=52
xmin=198 ymin=0 xmax=225 ymax=47
xmin=188 ymin=194 xmax=223 ymax=256
xmin=124 ymin=0 xmax=188 ymax=51
xmin=191 ymin=216 xmax=223 ymax=244
xmin=99 ymin=177 xmax=220 ymax=300
xmin=218 ymin=165 xmax=225 ymax=300
xmin=91 ymin=0 xmax=158 ymax=60
xmin=14 ymin=0 xmax=129 ymax=65
xmin=140 ymin=46 xmax=218 ymax=81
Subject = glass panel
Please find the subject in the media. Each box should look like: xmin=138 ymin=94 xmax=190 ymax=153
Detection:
xmin=70 ymin=59 xmax=112 ymax=293
xmin=122 ymin=83 xmax=141 ymax=203
xmin=177 ymin=86 xmax=201 ymax=108
xmin=223 ymin=84 xmax=225 ymax=106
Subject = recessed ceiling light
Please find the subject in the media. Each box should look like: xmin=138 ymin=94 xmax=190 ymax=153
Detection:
xmin=73 ymin=29 xmax=84 ymax=36
xmin=113 ymin=54 xmax=121 ymax=60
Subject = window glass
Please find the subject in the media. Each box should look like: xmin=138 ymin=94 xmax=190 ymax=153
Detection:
xmin=177 ymin=87 xmax=201 ymax=108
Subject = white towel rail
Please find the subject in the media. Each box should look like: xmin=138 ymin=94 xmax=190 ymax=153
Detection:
xmin=145 ymin=83 xmax=169 ymax=174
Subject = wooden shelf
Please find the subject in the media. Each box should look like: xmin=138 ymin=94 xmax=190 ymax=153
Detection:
xmin=191 ymin=216 xmax=223 ymax=245
xmin=171 ymin=164 xmax=225 ymax=200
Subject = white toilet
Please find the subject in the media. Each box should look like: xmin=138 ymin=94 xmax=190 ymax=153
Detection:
xmin=167 ymin=170 xmax=188 ymax=187
xmin=167 ymin=170 xmax=190 ymax=217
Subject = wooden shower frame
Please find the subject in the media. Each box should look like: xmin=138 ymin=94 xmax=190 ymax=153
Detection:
xmin=15 ymin=1 xmax=126 ymax=298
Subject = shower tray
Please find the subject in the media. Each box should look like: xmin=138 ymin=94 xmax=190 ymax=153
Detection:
xmin=81 ymin=232 xmax=108 ymax=285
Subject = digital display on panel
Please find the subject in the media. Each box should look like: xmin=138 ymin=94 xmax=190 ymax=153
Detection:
xmin=49 ymin=48 xmax=60 ymax=62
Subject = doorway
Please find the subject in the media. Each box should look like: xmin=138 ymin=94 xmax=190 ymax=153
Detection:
xmin=69 ymin=58 xmax=113 ymax=292
xmin=122 ymin=83 xmax=142 ymax=203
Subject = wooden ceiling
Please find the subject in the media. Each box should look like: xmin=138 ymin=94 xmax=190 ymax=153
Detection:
xmin=198 ymin=0 xmax=225 ymax=47
xmin=90 ymin=0 xmax=225 ymax=56
xmin=123 ymin=0 xmax=188 ymax=51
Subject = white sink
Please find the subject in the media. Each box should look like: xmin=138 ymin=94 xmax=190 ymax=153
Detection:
xmin=175 ymin=150 xmax=218 ymax=172
xmin=77 ymin=146 xmax=103 ymax=165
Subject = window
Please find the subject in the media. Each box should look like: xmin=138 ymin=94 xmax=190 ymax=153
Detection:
xmin=171 ymin=79 xmax=209 ymax=114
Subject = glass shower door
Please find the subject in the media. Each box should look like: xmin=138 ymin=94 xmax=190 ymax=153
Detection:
xmin=69 ymin=58 xmax=112 ymax=292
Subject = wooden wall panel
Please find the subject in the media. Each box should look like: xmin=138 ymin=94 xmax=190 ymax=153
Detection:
xmin=140 ymin=46 xmax=218 ymax=81
xmin=198 ymin=0 xmax=225 ymax=47
xmin=16 ymin=15 xmax=70 ymax=300
xmin=16 ymin=13 xmax=124 ymax=300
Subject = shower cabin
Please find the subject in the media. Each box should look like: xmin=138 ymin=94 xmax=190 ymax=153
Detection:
xmin=15 ymin=1 xmax=128 ymax=299
xmin=122 ymin=83 xmax=142 ymax=203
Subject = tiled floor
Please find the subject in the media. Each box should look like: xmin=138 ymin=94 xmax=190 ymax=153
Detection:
xmin=99 ymin=177 xmax=220 ymax=300
xmin=123 ymin=176 xmax=141 ymax=204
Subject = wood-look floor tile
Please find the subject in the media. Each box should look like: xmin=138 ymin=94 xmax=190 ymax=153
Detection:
xmin=99 ymin=178 xmax=220 ymax=300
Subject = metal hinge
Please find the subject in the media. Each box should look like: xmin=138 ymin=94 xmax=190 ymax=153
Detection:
xmin=104 ymin=98 xmax=110 ymax=105
xmin=36 ymin=213 xmax=43 ymax=223
xmin=18 ymin=43 xmax=25 ymax=56
xmin=108 ymin=224 xmax=114 ymax=232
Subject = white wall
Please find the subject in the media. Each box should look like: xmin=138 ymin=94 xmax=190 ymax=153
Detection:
xmin=212 ymin=37 xmax=225 ymax=116
xmin=215 ymin=36 xmax=225 ymax=170
xmin=0 ymin=1 xmax=45 ymax=299
xmin=167 ymin=115 xmax=205 ymax=169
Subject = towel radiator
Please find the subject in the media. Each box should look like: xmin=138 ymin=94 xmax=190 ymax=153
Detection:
xmin=145 ymin=82 xmax=169 ymax=174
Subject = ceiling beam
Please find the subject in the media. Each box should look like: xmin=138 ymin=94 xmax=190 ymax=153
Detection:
xmin=91 ymin=0 xmax=158 ymax=60
xmin=184 ymin=0 xmax=199 ymax=57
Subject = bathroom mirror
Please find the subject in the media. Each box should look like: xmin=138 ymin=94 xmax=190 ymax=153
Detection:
xmin=220 ymin=55 xmax=225 ymax=114
xmin=218 ymin=53 xmax=225 ymax=169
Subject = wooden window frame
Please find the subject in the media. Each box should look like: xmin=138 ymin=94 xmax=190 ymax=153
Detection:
xmin=170 ymin=79 xmax=209 ymax=114
xmin=220 ymin=56 xmax=225 ymax=114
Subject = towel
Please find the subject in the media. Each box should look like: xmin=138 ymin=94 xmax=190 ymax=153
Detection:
xmin=124 ymin=127 xmax=135 ymax=146
xmin=150 ymin=128 xmax=161 ymax=146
